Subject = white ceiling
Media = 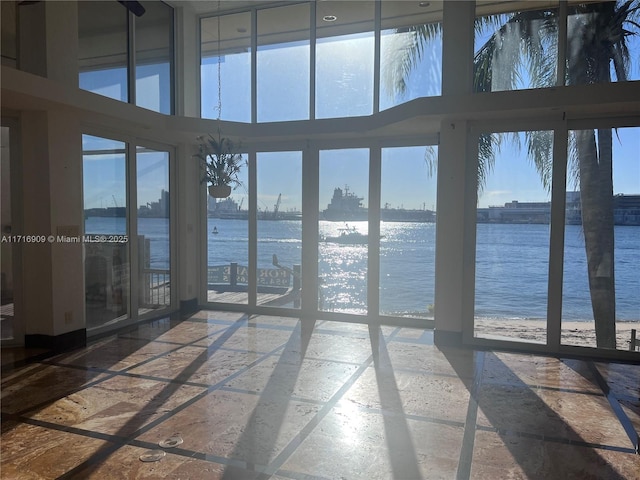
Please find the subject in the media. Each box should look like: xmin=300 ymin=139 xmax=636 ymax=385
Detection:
xmin=169 ymin=0 xmax=564 ymax=17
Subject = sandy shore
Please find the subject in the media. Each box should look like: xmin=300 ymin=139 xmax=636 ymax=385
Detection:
xmin=474 ymin=319 xmax=640 ymax=350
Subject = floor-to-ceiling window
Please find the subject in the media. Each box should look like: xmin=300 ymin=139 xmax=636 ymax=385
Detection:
xmin=256 ymin=151 xmax=302 ymax=309
xmin=473 ymin=130 xmax=554 ymax=345
xmin=257 ymin=4 xmax=310 ymax=122
xmin=78 ymin=2 xmax=128 ymax=103
xmin=206 ymin=153 xmax=249 ymax=305
xmin=200 ymin=0 xmax=446 ymax=122
xmin=194 ymin=0 xmax=638 ymax=361
xmin=316 ymin=1 xmax=375 ymax=119
xmin=136 ymin=147 xmax=171 ymax=316
xmin=1 ymin=121 xmax=22 ymax=345
xmin=79 ymin=1 xmax=174 ymax=114
xmin=562 ymin=126 xmax=640 ymax=351
xmin=318 ymin=148 xmax=370 ymax=314
xmin=83 ymin=134 xmax=174 ymax=333
xmin=380 ymin=146 xmax=438 ymax=321
xmin=83 ymin=135 xmax=130 ymax=330
xmin=474 ymin=3 xmax=558 ymax=92
xmin=201 ymin=12 xmax=251 ymax=122
xmin=380 ymin=2 xmax=442 ymax=109
xmin=134 ymin=2 xmax=174 ymax=114
xmin=1 ymin=1 xmax=17 ymax=69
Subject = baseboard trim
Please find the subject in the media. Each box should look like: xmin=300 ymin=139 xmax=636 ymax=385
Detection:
xmin=180 ymin=297 xmax=198 ymax=315
xmin=25 ymin=328 xmax=87 ymax=352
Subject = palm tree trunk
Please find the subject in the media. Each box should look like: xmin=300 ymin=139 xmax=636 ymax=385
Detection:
xmin=575 ymin=129 xmax=616 ymax=348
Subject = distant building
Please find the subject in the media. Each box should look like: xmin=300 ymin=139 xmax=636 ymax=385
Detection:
xmin=138 ymin=189 xmax=170 ymax=218
xmin=477 ymin=200 xmax=551 ymax=224
xmin=478 ymin=192 xmax=640 ymax=225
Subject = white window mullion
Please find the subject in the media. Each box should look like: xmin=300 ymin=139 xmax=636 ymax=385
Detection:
xmin=373 ymin=0 xmax=381 ymax=114
xmin=251 ymin=8 xmax=257 ymax=124
xmin=127 ymin=141 xmax=139 ymax=319
xmin=556 ymin=0 xmax=568 ymax=87
xmin=128 ymin=11 xmax=136 ymax=106
xmin=547 ymin=124 xmax=569 ymax=349
xmin=310 ymin=1 xmax=316 ymax=120
xmin=368 ymin=147 xmax=381 ymax=318
xmin=248 ymin=148 xmax=258 ymax=306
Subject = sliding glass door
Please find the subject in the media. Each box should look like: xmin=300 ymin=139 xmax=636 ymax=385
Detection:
xmin=561 ymin=126 xmax=640 ymax=352
xmin=318 ymin=148 xmax=370 ymax=314
xmin=1 ymin=121 xmax=22 ymax=345
xmin=380 ymin=146 xmax=437 ymax=321
xmin=473 ymin=131 xmax=553 ymax=345
xmin=83 ymin=135 xmax=130 ymax=330
xmin=468 ymin=124 xmax=639 ymax=358
xmin=136 ymin=147 xmax=171 ymax=316
xmin=83 ymin=134 xmax=173 ymax=333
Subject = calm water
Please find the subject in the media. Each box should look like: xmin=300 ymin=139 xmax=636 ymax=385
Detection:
xmin=86 ymin=217 xmax=639 ymax=321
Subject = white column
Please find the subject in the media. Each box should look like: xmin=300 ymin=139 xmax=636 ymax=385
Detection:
xmin=21 ymin=110 xmax=84 ymax=344
xmin=174 ymin=5 xmax=200 ymax=117
xmin=177 ymin=141 xmax=201 ymax=310
xmin=434 ymin=1 xmax=475 ymax=344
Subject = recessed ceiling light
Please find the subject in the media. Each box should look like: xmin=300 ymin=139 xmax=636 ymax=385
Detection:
xmin=323 ymin=15 xmax=337 ymax=22
xmin=236 ymin=27 xmax=247 ymax=33
xmin=418 ymin=1 xmax=430 ymax=7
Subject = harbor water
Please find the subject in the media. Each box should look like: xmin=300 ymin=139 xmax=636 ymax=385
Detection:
xmin=86 ymin=217 xmax=639 ymax=322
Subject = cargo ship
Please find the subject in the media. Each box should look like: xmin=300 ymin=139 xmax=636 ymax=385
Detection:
xmin=322 ymin=186 xmax=435 ymax=222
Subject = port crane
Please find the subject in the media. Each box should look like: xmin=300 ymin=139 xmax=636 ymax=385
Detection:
xmin=273 ymin=193 xmax=281 ymax=219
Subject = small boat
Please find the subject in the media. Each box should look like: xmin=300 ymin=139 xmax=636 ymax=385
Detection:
xmin=321 ymin=225 xmax=368 ymax=244
xmin=212 ymin=226 xmax=219 ymax=235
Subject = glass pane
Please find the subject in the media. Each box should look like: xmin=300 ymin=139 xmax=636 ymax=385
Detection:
xmin=136 ymin=147 xmax=170 ymax=315
xmin=1 ymin=1 xmax=17 ymax=67
xmin=1 ymin=126 xmax=15 ymax=342
xmin=316 ymin=1 xmax=374 ymax=119
xmin=257 ymin=4 xmax=310 ymax=122
xmin=78 ymin=1 xmax=128 ymax=102
xmin=135 ymin=2 xmax=173 ymax=114
xmin=257 ymin=151 xmax=302 ymax=308
xmin=562 ymin=127 xmax=640 ymax=352
xmin=207 ymin=154 xmax=249 ymax=304
xmin=319 ymin=149 xmax=369 ymax=314
xmin=567 ymin=2 xmax=640 ymax=84
xmin=380 ymin=146 xmax=437 ymax=319
xmin=201 ymin=12 xmax=251 ymax=122
xmin=83 ymin=134 xmax=129 ymax=330
xmin=474 ymin=7 xmax=558 ymax=92
xmin=380 ymin=2 xmax=442 ymax=110
xmin=474 ymin=131 xmax=554 ymax=344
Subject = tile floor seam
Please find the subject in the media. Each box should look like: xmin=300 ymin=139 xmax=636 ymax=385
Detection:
xmin=263 ymin=327 xmax=404 ymax=477
xmin=455 ymin=350 xmax=485 ymax=480
xmin=271 ymin=468 xmax=334 ymax=480
xmin=473 ymin=424 xmax=638 ymax=454
xmin=4 ymin=315 xmax=639 ymax=479
xmin=13 ymin=415 xmax=131 ymax=444
xmin=114 ymin=334 xmax=297 ymax=443
xmin=218 ymin=385 xmax=328 ymax=406
xmin=116 ymin=337 xmax=197 ymax=347
xmin=6 ymin=367 xmax=123 ymax=417
xmin=5 ymin=316 xmax=272 ymax=477
xmin=267 ymin=355 xmax=376 ymax=478
xmin=588 ymin=361 xmax=640 ymax=454
xmin=481 ymin=380 xmax=608 ymax=396
xmin=262 ymin=353 xmax=367 ymax=367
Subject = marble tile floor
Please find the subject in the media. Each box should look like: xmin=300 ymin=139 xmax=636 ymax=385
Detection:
xmin=1 ymin=310 xmax=639 ymax=479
